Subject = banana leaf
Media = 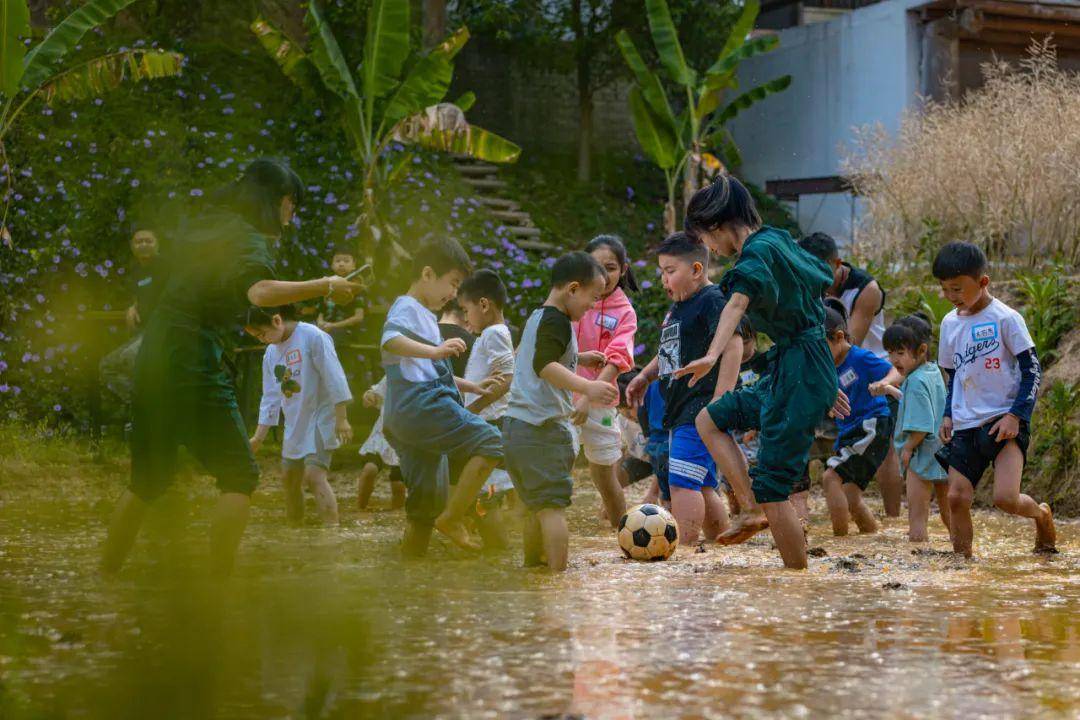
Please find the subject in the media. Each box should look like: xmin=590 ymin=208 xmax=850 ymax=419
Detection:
xmin=705 ymin=35 xmax=779 ymax=86
xmin=21 ymin=0 xmax=139 ymax=91
xmin=615 ymin=30 xmax=676 ymax=128
xmin=715 ymin=0 xmax=760 ymax=67
xmin=715 ymin=75 xmax=791 ymax=125
xmin=645 ymin=0 xmax=693 ymax=87
xmin=305 ymin=1 xmax=359 ymax=101
xmin=392 ymin=103 xmax=520 ymax=163
xmin=1 ymin=0 xmax=29 ymax=96
xmin=362 ymin=0 xmax=410 ymax=101
xmin=250 ymin=16 xmax=320 ymax=94
xmin=453 ymin=91 xmax=476 ymax=112
xmin=628 ymin=86 xmax=679 ymax=169
xmin=39 ymin=50 xmax=183 ymax=104
xmin=381 ymin=27 xmax=468 ymax=132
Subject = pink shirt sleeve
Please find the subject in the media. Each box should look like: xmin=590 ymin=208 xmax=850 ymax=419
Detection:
xmin=603 ymin=305 xmax=637 ymax=374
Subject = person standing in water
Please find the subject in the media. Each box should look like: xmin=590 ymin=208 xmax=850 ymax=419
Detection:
xmin=101 ymin=159 xmax=362 ymax=577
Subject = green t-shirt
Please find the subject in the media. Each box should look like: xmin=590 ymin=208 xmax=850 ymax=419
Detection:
xmin=894 ymin=361 xmax=948 ymax=481
xmin=722 ymin=226 xmax=833 ymax=342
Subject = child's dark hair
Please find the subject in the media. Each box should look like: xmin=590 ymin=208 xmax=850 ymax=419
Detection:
xmin=585 ymin=234 xmax=640 ymax=293
xmin=245 ymin=304 xmax=296 ymax=327
xmin=551 ymin=251 xmax=604 ymax=288
xmin=883 ymin=312 xmax=933 ymax=355
xmin=459 ymin=268 xmax=509 ymax=309
xmin=824 ymin=298 xmax=848 ymax=337
xmin=441 ymin=298 xmax=465 ymax=317
xmin=798 ymin=232 xmax=839 ymax=263
xmin=331 ymin=244 xmax=357 ymax=261
xmin=655 ymin=231 xmax=709 ymax=268
xmin=736 ymin=317 xmax=755 ymax=343
xmin=684 ymin=175 xmax=762 ymax=241
xmin=217 ymin=158 xmax=304 ymax=236
xmin=412 ymin=236 xmax=472 ymax=281
xmin=932 ymin=241 xmax=987 ymax=281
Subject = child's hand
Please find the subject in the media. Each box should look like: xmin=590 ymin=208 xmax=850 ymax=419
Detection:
xmin=939 ymin=416 xmax=953 ymax=443
xmin=829 ymin=389 xmax=851 ymax=419
xmin=578 ymin=351 xmax=607 ymax=370
xmin=362 ymin=389 xmax=380 ymax=408
xmin=125 ymin=304 xmax=141 ymax=330
xmin=584 ymin=380 xmax=619 ymax=406
xmin=432 ymin=338 xmax=467 ymax=360
xmin=476 ymin=375 xmax=505 ymax=397
xmin=571 ymin=396 xmax=590 ymax=426
xmin=336 ymin=418 xmax=353 ymax=445
xmin=900 ymin=445 xmax=914 ymax=471
xmin=868 ymin=380 xmax=889 ymax=397
xmin=249 ymin=435 xmax=262 ymax=453
xmin=625 ymin=372 xmax=649 ymax=409
xmin=673 ymin=353 xmax=718 ymax=388
xmin=317 ymin=318 xmax=333 ymax=331
xmin=989 ymin=413 xmax=1020 ymax=442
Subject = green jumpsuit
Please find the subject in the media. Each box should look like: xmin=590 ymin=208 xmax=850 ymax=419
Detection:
xmin=129 ymin=211 xmax=276 ymax=501
xmin=706 ymin=226 xmax=838 ymax=503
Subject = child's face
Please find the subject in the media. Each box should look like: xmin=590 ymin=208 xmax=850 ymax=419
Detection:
xmin=563 ymin=275 xmax=606 ymax=321
xmin=419 ymin=267 xmax=466 ymax=311
xmin=741 ymin=335 xmax=756 ymax=363
xmin=658 ymin=253 xmax=704 ymax=302
xmin=459 ymin=296 xmax=491 ymax=334
xmin=590 ymin=245 xmax=624 ymax=297
xmin=938 ymin=274 xmax=989 ymax=313
xmin=245 ymin=316 xmax=287 ymax=344
xmin=887 ymin=345 xmax=926 ymax=376
xmin=130 ymin=230 xmax=159 ymax=261
xmin=331 ymin=253 xmax=357 ymax=277
xmin=826 ymin=330 xmax=848 ymax=365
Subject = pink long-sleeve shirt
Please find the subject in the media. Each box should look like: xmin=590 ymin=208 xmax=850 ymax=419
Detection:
xmin=575 ymin=287 xmax=637 ymax=385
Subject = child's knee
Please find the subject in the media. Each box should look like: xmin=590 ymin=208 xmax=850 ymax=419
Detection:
xmin=695 ymin=408 xmax=719 ymax=438
xmin=992 ymin=488 xmax=1020 ymax=513
xmin=947 ymin=484 xmax=972 ymax=511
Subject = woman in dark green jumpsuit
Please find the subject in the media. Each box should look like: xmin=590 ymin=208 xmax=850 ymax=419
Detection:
xmin=102 ymin=159 xmax=361 ymax=576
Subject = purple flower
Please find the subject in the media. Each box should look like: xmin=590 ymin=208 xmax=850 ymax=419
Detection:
xmin=190 ymin=188 xmax=203 ymax=197
xmin=641 ymin=280 xmax=652 ymax=289
xmin=53 ymin=404 xmax=62 ymax=412
xmin=634 ymin=343 xmax=646 ymax=356
xmin=626 ymin=186 xmax=635 ymax=200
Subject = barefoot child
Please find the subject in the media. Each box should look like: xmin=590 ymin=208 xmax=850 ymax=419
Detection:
xmin=356 ymin=375 xmax=405 ymax=511
xmin=574 ymin=235 xmax=639 ymax=528
xmin=820 ymin=303 xmax=902 ymax=536
xmin=679 ymin=176 xmax=842 ymax=569
xmin=932 ymin=241 xmax=1055 ymax=556
xmin=504 ymin=252 xmax=616 ymax=570
xmin=882 ymin=313 xmax=950 ymax=542
xmin=380 ymin=238 xmax=503 ymax=556
xmin=626 ymin=233 xmax=745 ymax=545
xmin=247 ymin=306 xmax=353 ymax=525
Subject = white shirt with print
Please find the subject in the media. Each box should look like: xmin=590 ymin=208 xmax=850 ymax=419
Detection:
xmin=462 ymin=323 xmax=515 ymax=421
xmin=259 ymin=322 xmax=352 ymax=460
xmin=380 ymin=295 xmax=442 ymax=383
xmin=938 ymin=298 xmax=1035 ymax=431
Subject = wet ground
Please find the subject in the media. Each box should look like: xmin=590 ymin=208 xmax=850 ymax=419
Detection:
xmin=2 ymin=459 xmax=1079 ymax=719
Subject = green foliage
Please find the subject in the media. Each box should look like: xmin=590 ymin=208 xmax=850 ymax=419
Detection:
xmin=1017 ymin=266 xmax=1075 ymax=363
xmin=894 ymin=286 xmax=955 ymax=331
xmin=0 ymin=0 xmax=30 ymax=96
xmin=1027 ymin=381 xmax=1080 ymax=511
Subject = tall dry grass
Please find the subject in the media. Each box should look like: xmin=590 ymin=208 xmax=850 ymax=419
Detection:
xmin=843 ymin=40 xmax=1080 ymax=266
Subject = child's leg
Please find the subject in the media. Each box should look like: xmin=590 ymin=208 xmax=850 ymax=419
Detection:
xmin=946 ymin=470 xmax=975 ymax=557
xmin=356 ymin=461 xmax=379 ymax=510
xmin=523 ymin=512 xmax=544 ymax=567
xmin=436 ymin=455 xmax=498 ymax=549
xmin=697 ymin=412 xmax=764 ymax=532
xmin=933 ymin=482 xmax=952 ymax=535
xmin=589 ymin=462 xmax=626 ymax=529
xmin=403 ymin=520 xmax=434 ymax=559
xmin=760 ymin=500 xmax=807 ymax=569
xmin=843 ymin=483 xmax=878 ymax=534
xmin=991 ymin=441 xmax=1056 ymax=550
xmin=101 ymin=490 xmax=149 ymax=575
xmin=475 ymin=505 xmax=509 ymax=552
xmin=282 ymin=460 xmax=305 ymax=524
xmin=822 ymin=468 xmax=850 ymax=536
xmin=642 ymin=477 xmax=660 ymax=506
xmin=670 ymin=487 xmax=705 ymax=545
xmin=537 ymin=508 xmax=569 ymax=571
xmin=390 ymin=470 xmax=406 ymax=510
xmin=906 ymin=470 xmax=932 ymax=542
xmin=303 ymin=464 xmax=339 ymax=525
xmin=790 ymin=491 xmax=810 ymax=524
xmin=701 ymin=486 xmax=729 ymax=542
xmin=876 ymin=446 xmax=903 ymax=518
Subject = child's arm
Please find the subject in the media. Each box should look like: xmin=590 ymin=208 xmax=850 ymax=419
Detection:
xmin=940 ymin=368 xmax=955 ymax=442
xmin=572 ymin=363 xmax=620 ymax=424
xmin=333 ymin=401 xmax=352 ymax=445
xmin=990 ymin=348 xmax=1041 ymax=442
xmin=335 ymin=307 xmax=365 ymax=329
xmin=467 ymin=374 xmax=512 ymax=414
xmin=674 ymin=293 xmax=750 ymax=386
xmin=626 ymin=355 xmax=660 ymax=408
xmin=847 ymin=281 xmax=883 ymax=348
xmin=312 ymin=333 xmax=353 ymax=443
xmin=383 ymin=335 xmax=466 ymax=361
xmin=899 ymin=430 xmax=926 ymax=471
xmin=712 ymin=335 xmax=744 ymax=400
xmin=252 ymin=352 xmax=282 ymax=452
xmin=540 ymin=362 xmax=619 ymax=406
xmin=869 ymin=367 xmax=904 ymax=398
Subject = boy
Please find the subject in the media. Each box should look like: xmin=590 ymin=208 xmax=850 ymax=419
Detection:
xmin=626 ymin=233 xmax=745 ymax=545
xmin=439 ymin=300 xmax=476 ymax=378
xmin=316 ymin=246 xmax=366 ymax=342
xmin=247 ymin=306 xmax=352 ymax=525
xmin=932 ymin=241 xmax=1055 ymax=556
xmin=380 ymin=237 xmax=503 ymax=556
xmin=503 ymin=252 xmax=615 ymax=571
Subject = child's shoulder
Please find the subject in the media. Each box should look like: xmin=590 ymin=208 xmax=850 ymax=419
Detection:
xmin=989 ymin=297 xmax=1026 ymax=322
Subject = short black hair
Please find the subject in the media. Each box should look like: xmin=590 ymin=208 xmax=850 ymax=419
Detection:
xmin=932 ymin=241 xmax=987 ymax=281
xmin=412 ymin=236 xmax=472 ymax=280
xmin=735 ymin=316 xmax=755 ymax=343
xmin=585 ymin=234 xmax=640 ymax=293
xmin=824 ymin=299 xmax=847 ymax=337
xmin=551 ymin=251 xmax=604 ymax=288
xmin=331 ymin=244 xmax=357 ymax=260
xmin=440 ymin=298 xmax=465 ymax=317
xmin=459 ymin=268 xmax=509 ymax=309
xmin=684 ymin=175 xmax=761 ymax=241
xmin=217 ymin=158 xmax=304 ymax=236
xmin=245 ymin=304 xmax=296 ymax=327
xmin=883 ymin=312 xmax=933 ymax=354
xmin=656 ymin=231 xmax=709 ymax=268
xmin=798 ymin=232 xmax=839 ymax=263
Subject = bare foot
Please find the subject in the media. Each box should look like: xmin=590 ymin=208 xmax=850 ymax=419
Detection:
xmin=715 ymin=512 xmax=769 ymax=546
xmin=1034 ymin=503 xmax=1058 ymax=554
xmin=434 ymin=515 xmax=482 ymax=553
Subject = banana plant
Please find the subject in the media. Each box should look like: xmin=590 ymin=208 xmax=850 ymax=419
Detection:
xmin=0 ymin=0 xmax=183 ymax=244
xmin=616 ymin=0 xmax=790 ymax=233
xmin=252 ymin=0 xmax=521 ymax=262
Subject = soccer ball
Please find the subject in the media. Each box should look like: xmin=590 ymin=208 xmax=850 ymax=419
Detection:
xmin=618 ymin=504 xmax=679 ymax=561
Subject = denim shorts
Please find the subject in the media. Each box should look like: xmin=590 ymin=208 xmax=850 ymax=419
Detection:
xmin=503 ymin=417 xmax=575 ymax=511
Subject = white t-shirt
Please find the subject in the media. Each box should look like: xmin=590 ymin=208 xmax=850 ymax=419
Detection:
xmin=258 ymin=323 xmax=352 ymax=459
xmin=380 ymin=295 xmax=442 ymax=382
xmin=938 ymin=298 xmax=1035 ymax=431
xmin=462 ymin=324 xmax=515 ymax=420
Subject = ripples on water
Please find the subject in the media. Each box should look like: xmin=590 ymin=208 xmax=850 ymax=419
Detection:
xmin=1 ymin=465 xmax=1078 ymax=719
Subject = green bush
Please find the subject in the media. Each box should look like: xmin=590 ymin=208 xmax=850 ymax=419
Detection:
xmin=1017 ymin=266 xmax=1076 ymax=364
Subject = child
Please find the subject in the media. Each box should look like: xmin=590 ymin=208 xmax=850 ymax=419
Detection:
xmin=573 ymin=235 xmax=639 ymax=528
xmin=614 ymin=371 xmax=653 ymax=494
xmin=932 ymin=241 xmax=1055 ymax=556
xmin=626 ymin=233 xmax=745 ymax=546
xmin=438 ymin=299 xmax=476 ymax=378
xmin=356 ymin=375 xmax=406 ymax=512
xmin=678 ymin=176 xmax=841 ymax=569
xmin=503 ymin=252 xmax=615 ymax=571
xmin=821 ymin=303 xmax=902 ymax=536
xmin=380 ymin=237 xmax=503 ymax=556
xmin=316 ymin=246 xmax=366 ymax=342
xmin=458 ymin=268 xmax=516 ymax=549
xmin=627 ymin=372 xmax=671 ymax=508
xmin=247 ymin=306 xmax=353 ymax=525
xmin=881 ymin=313 xmax=950 ymax=542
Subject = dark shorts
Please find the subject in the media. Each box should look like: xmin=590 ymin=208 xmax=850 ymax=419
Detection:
xmin=621 ymin=456 xmax=654 ymax=485
xmin=647 ymin=438 xmax=671 ymax=502
xmin=937 ymin=415 xmax=1030 ymax=487
xmin=827 ymin=415 xmax=896 ymax=490
xmin=503 ymin=417 xmax=575 ymax=512
xmin=359 ymin=454 xmax=403 ymax=483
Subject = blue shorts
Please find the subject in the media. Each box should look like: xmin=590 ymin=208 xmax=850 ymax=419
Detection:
xmin=667 ymin=424 xmax=717 ymax=491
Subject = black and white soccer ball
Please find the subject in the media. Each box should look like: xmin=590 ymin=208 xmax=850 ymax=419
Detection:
xmin=618 ymin=503 xmax=679 ymax=561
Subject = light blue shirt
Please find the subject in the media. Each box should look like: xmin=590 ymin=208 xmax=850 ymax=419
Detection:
xmin=893 ymin=361 xmax=948 ymax=481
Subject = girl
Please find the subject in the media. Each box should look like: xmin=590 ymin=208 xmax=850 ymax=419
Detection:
xmin=356 ymin=375 xmax=406 ymax=512
xmin=575 ymin=235 xmax=639 ymax=528
xmin=247 ymin=306 xmax=352 ymax=526
xmin=880 ymin=313 xmax=951 ymax=542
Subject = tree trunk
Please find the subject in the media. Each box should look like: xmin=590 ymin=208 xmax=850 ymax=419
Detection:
xmin=577 ymin=93 xmax=593 ymax=183
xmin=422 ymin=0 xmax=447 ymax=49
xmin=571 ymin=0 xmax=592 ymax=182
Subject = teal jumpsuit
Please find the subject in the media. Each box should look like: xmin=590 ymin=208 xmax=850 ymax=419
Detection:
xmin=129 ymin=211 xmax=275 ymax=501
xmin=706 ymin=226 xmax=838 ymax=503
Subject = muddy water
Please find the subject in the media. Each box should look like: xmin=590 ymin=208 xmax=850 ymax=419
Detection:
xmin=2 ymin=465 xmax=1079 ymax=719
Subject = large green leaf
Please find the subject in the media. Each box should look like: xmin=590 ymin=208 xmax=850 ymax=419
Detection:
xmin=21 ymin=0 xmax=139 ymax=91
xmin=453 ymin=91 xmax=476 ymax=112
xmin=615 ymin=29 xmax=676 ymax=128
xmin=715 ymin=74 xmax=791 ymax=125
xmin=705 ymin=35 xmax=779 ymax=84
xmin=362 ymin=0 xmax=410 ymax=101
xmin=380 ymin=27 xmax=468 ymax=133
xmin=39 ymin=49 xmax=183 ymax=104
xmin=645 ymin=0 xmax=693 ymax=87
xmin=305 ymin=1 xmax=359 ymax=101
xmin=704 ymin=126 xmax=742 ymax=168
xmin=250 ymin=16 xmax=319 ymax=94
xmin=392 ymin=104 xmax=521 ymax=163
xmin=1 ymin=0 xmax=29 ymax=96
xmin=716 ymin=0 xmax=760 ymax=67
xmin=628 ymin=86 xmax=679 ymax=170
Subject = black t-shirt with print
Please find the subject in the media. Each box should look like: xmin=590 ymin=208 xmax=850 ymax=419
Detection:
xmin=532 ymin=306 xmax=573 ymax=375
xmin=657 ymin=283 xmax=729 ymax=430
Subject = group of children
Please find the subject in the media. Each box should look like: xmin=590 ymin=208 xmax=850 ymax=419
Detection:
xmin=247 ymin=175 xmax=1057 ymax=572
